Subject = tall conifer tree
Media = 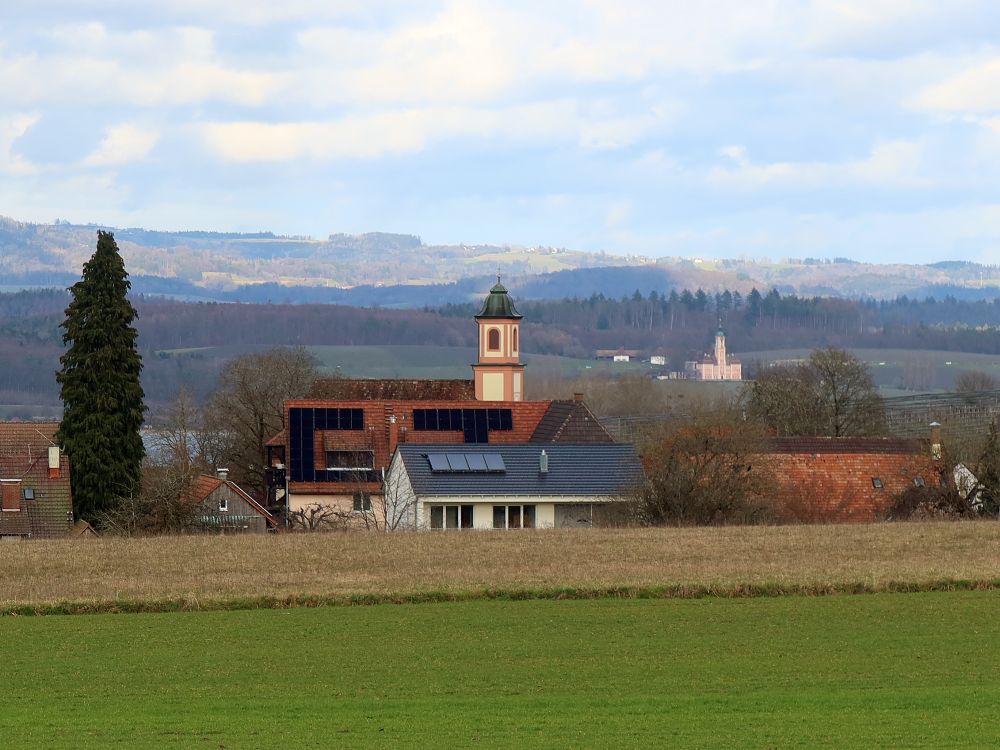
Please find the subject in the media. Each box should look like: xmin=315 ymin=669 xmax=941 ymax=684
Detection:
xmin=57 ymin=231 xmax=145 ymax=521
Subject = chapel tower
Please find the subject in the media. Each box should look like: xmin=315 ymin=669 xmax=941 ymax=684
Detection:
xmin=472 ymin=276 xmax=525 ymax=401
xmin=714 ymin=323 xmax=727 ymax=376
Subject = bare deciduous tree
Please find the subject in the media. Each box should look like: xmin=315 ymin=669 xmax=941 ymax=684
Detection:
xmin=96 ymin=463 xmax=205 ymax=536
xmin=288 ymin=502 xmax=351 ymax=531
xmin=205 ymin=347 xmax=318 ymax=498
xmin=630 ymin=402 xmax=776 ymax=526
xmin=744 ymin=348 xmax=885 ymax=437
xmin=354 ymin=467 xmax=418 ymax=531
xmin=954 ymin=371 xmax=1000 ymax=394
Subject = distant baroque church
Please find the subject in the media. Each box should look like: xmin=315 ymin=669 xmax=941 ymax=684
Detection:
xmin=685 ymin=325 xmax=742 ymax=381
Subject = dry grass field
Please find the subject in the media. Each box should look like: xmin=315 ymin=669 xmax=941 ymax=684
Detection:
xmin=3 ymin=521 xmax=1000 ymax=612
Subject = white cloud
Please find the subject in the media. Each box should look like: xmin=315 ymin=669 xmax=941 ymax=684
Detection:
xmin=0 ymin=25 xmax=285 ymax=107
xmin=706 ymin=140 xmax=929 ymax=189
xmin=0 ymin=113 xmax=40 ymax=176
xmin=82 ymin=124 xmax=160 ymax=167
xmin=198 ymin=99 xmax=669 ymax=162
xmin=915 ymin=58 xmax=1000 ymax=113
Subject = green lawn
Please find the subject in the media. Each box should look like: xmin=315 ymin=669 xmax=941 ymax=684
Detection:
xmin=2 ymin=591 xmax=999 ymax=748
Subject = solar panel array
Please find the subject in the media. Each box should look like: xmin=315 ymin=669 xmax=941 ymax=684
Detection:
xmin=413 ymin=408 xmax=513 ymax=443
xmin=289 ymin=407 xmax=366 ymax=482
xmin=427 ymin=452 xmax=506 ymax=473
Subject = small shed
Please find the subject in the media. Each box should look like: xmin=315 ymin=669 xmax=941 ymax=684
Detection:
xmin=188 ymin=471 xmax=276 ymax=534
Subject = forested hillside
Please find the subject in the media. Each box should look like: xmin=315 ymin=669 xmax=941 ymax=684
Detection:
xmin=3 ymin=216 xmax=1000 ymax=306
xmin=1 ymin=287 xmax=999 ymax=418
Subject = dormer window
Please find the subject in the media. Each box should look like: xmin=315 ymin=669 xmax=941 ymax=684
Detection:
xmin=487 ymin=328 xmax=500 ymax=351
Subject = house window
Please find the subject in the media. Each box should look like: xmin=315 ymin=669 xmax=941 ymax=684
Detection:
xmin=325 ymin=450 xmax=377 ymax=481
xmin=429 ymin=504 xmax=473 ymax=529
xmin=872 ymin=477 xmax=884 ymax=489
xmin=218 ymin=496 xmax=228 ymax=512
xmin=492 ymin=505 xmax=535 ymax=529
xmin=512 ymin=328 xmax=518 ymax=352
xmin=487 ymin=328 xmax=500 ymax=351
xmin=353 ymin=492 xmax=373 ymax=512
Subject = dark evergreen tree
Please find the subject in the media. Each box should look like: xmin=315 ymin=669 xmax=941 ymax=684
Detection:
xmin=57 ymin=231 xmax=145 ymax=521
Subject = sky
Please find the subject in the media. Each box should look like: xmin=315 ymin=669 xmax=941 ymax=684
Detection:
xmin=3 ymin=1 xmax=1000 ymax=264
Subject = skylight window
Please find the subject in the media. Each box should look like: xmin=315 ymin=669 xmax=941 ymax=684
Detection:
xmin=872 ymin=477 xmax=884 ymax=489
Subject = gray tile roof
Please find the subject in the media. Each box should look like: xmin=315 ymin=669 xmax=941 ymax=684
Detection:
xmin=396 ymin=443 xmax=643 ymax=498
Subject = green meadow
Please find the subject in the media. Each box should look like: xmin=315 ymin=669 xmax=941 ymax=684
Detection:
xmin=2 ymin=591 xmax=999 ymax=748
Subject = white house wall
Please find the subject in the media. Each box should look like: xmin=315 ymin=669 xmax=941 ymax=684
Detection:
xmin=415 ymin=496 xmax=613 ymax=529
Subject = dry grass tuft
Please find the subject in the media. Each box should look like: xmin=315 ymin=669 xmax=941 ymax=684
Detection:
xmin=2 ymin=522 xmax=1000 ymax=612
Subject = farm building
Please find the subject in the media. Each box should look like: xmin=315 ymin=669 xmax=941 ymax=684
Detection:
xmin=0 ymin=422 xmax=73 ymax=539
xmin=595 ymin=348 xmax=640 ymax=362
xmin=759 ymin=436 xmax=939 ymax=522
xmin=188 ymin=470 xmax=276 ymax=533
xmin=385 ymin=444 xmax=643 ymax=529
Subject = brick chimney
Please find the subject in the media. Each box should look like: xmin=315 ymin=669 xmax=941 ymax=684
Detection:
xmin=573 ymin=392 xmax=585 ymax=402
xmin=48 ymin=446 xmax=60 ymax=479
xmin=930 ymin=422 xmax=942 ymax=461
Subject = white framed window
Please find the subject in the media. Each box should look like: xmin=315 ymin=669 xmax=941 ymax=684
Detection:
xmin=325 ymin=450 xmax=377 ymax=481
xmin=353 ymin=492 xmax=373 ymax=512
xmin=218 ymin=496 xmax=229 ymax=512
xmin=492 ymin=505 xmax=536 ymax=529
xmin=429 ymin=504 xmax=473 ymax=529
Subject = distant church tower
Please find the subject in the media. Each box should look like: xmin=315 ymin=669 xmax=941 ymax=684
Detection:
xmin=714 ymin=324 xmax=727 ymax=370
xmin=684 ymin=321 xmax=742 ymax=381
xmin=472 ymin=276 xmax=525 ymax=401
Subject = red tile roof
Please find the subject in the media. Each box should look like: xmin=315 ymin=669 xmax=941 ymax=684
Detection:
xmin=765 ymin=437 xmax=924 ymax=454
xmin=0 ymin=422 xmax=71 ymax=538
xmin=265 ymin=430 xmax=286 ymax=447
xmin=307 ymin=378 xmax=476 ymax=401
xmin=758 ymin=438 xmax=936 ymax=522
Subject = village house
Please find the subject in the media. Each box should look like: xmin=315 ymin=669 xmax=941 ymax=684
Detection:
xmin=685 ymin=324 xmax=742 ymax=380
xmin=265 ymin=279 xmax=620 ymax=525
xmin=595 ymin=348 xmax=640 ymax=362
xmin=0 ymin=422 xmax=73 ymax=539
xmin=385 ymin=443 xmax=643 ymax=529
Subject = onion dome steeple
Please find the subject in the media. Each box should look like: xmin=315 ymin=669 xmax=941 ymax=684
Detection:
xmin=475 ymin=275 xmax=522 ymax=320
xmin=472 ymin=275 xmax=524 ymax=401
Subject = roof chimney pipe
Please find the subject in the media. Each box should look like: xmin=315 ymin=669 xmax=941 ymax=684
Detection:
xmin=539 ymin=449 xmax=548 ymax=474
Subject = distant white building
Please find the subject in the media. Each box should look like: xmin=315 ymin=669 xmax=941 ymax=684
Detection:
xmin=684 ymin=325 xmax=742 ymax=381
xmin=649 ymin=355 xmax=667 ymax=366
